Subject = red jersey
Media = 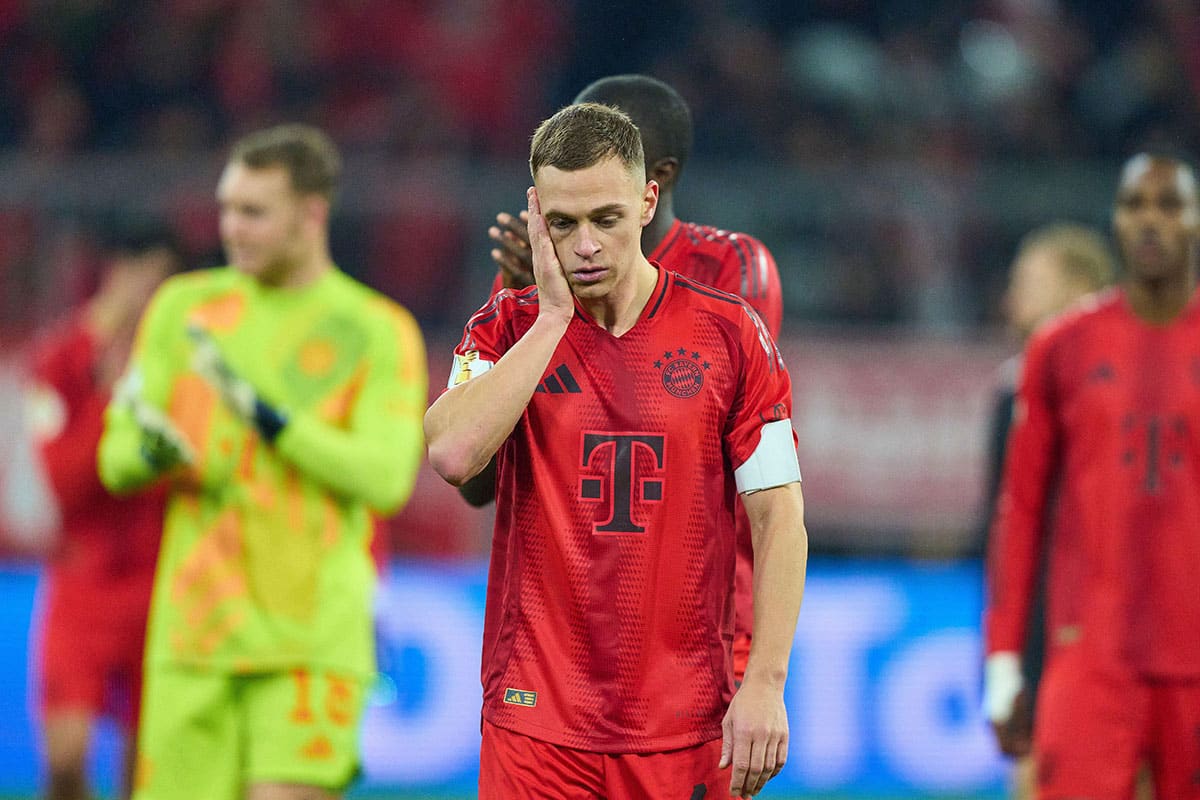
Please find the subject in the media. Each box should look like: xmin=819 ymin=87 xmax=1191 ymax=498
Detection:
xmin=489 ymin=219 xmax=784 ymax=652
xmin=648 ymin=219 xmax=782 ymax=339
xmin=27 ymin=318 xmax=164 ymax=619
xmin=651 ymin=221 xmax=782 ymax=653
xmin=986 ymin=288 xmax=1200 ymax=677
xmin=454 ymin=266 xmax=797 ymax=752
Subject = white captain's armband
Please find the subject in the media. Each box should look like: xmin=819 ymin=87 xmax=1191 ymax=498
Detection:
xmin=447 ymin=350 xmax=494 ymax=388
xmin=734 ymin=418 xmax=802 ymax=494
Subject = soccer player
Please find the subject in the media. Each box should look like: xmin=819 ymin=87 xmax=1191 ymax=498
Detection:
xmin=97 ymin=124 xmax=428 ymax=800
xmin=471 ymin=74 xmax=784 ymax=683
xmin=985 ymin=150 xmax=1200 ymax=799
xmin=978 ymin=223 xmax=1114 ymax=799
xmin=425 ymin=103 xmax=807 ymax=799
xmin=25 ymin=223 xmax=181 ymax=800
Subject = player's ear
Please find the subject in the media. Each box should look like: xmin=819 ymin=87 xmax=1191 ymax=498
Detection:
xmin=302 ymin=194 xmax=331 ymax=232
xmin=649 ymin=157 xmax=680 ymax=191
xmin=641 ymin=180 xmax=660 ymax=227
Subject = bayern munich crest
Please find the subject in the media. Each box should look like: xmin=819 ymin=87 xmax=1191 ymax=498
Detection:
xmin=653 ymin=346 xmax=710 ymax=398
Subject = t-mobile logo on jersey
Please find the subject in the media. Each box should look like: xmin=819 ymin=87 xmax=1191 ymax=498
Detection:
xmin=579 ymin=432 xmax=665 ymax=533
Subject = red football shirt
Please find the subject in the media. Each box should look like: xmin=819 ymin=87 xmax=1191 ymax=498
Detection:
xmin=986 ymin=288 xmax=1200 ymax=677
xmin=490 ymin=219 xmax=784 ymax=652
xmin=456 ymin=266 xmax=795 ymax=752
xmin=648 ymin=219 xmax=782 ymax=339
xmin=28 ymin=318 xmax=164 ymax=621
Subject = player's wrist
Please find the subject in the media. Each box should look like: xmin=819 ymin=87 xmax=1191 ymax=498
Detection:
xmin=533 ymin=309 xmax=572 ymax=335
xmin=740 ymin=661 xmax=789 ymax=691
xmin=252 ymin=398 xmax=287 ymax=444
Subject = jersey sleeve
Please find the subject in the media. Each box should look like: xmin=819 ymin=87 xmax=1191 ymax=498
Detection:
xmin=275 ymin=303 xmax=428 ymax=515
xmin=985 ymin=331 xmax=1057 ymax=655
xmin=732 ymin=234 xmax=783 ymax=340
xmin=724 ymin=304 xmax=800 ymax=494
xmin=26 ymin=326 xmax=108 ymax=514
xmin=443 ymin=291 xmax=519 ymax=389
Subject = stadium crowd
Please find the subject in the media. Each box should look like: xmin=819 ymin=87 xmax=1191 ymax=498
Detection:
xmin=0 ymin=0 xmax=1196 ymax=339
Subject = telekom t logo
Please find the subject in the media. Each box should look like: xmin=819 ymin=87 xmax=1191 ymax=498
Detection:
xmin=580 ymin=433 xmax=666 ymax=533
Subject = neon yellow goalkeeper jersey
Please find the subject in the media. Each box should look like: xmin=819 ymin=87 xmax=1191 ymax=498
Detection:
xmin=99 ymin=266 xmax=427 ymax=677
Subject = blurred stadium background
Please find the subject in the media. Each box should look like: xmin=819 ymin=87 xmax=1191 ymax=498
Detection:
xmin=0 ymin=1 xmax=1196 ymax=798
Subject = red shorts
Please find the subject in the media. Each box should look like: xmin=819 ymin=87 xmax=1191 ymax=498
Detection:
xmin=1035 ymin=645 xmax=1200 ymax=800
xmin=479 ymin=720 xmax=731 ymax=800
xmin=35 ymin=589 xmax=149 ymax=730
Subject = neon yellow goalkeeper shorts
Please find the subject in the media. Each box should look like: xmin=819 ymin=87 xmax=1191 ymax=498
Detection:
xmin=133 ymin=664 xmax=368 ymax=800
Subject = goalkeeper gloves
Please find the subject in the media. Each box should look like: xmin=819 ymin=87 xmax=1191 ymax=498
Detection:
xmin=187 ymin=324 xmax=287 ymax=443
xmin=113 ymin=369 xmax=194 ymax=471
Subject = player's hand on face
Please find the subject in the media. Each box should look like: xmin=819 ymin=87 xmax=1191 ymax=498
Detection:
xmin=489 ymin=210 xmax=534 ymax=289
xmin=526 ymin=187 xmax=573 ymax=323
xmin=719 ymin=679 xmax=788 ymax=798
xmin=991 ymin=687 xmax=1033 ymax=757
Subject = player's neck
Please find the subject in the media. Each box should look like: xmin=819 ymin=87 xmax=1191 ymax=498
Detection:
xmin=260 ymin=247 xmax=334 ymax=291
xmin=1126 ymin=269 xmax=1197 ymax=324
xmin=641 ymin=195 xmax=677 ymax=256
xmin=579 ymin=258 xmax=659 ymax=336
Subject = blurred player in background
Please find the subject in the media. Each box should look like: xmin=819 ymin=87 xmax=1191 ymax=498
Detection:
xmin=98 ymin=124 xmax=427 ymax=800
xmin=978 ymin=223 xmax=1114 ymax=799
xmin=426 ymin=103 xmax=807 ymax=799
xmin=25 ymin=223 xmax=181 ymax=800
xmin=985 ymin=150 xmax=1200 ymax=799
xmin=466 ymin=74 xmax=784 ymax=683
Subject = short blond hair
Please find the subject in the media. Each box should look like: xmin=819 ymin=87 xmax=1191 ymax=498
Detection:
xmin=529 ymin=103 xmax=644 ymax=179
xmin=1016 ymin=223 xmax=1116 ymax=291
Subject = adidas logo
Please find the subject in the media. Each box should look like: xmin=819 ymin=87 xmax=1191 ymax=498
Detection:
xmin=535 ymin=364 xmax=582 ymax=394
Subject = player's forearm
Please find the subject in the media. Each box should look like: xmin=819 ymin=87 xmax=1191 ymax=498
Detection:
xmin=985 ymin=435 xmax=1052 ymax=652
xmin=744 ymin=482 xmax=808 ymax=689
xmin=984 ymin=503 xmax=1043 ymax=654
xmin=425 ymin=314 xmax=568 ymax=486
xmin=275 ymin=413 xmax=423 ymax=514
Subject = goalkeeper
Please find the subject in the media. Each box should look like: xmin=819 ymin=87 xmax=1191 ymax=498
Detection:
xmin=98 ymin=124 xmax=427 ymax=800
